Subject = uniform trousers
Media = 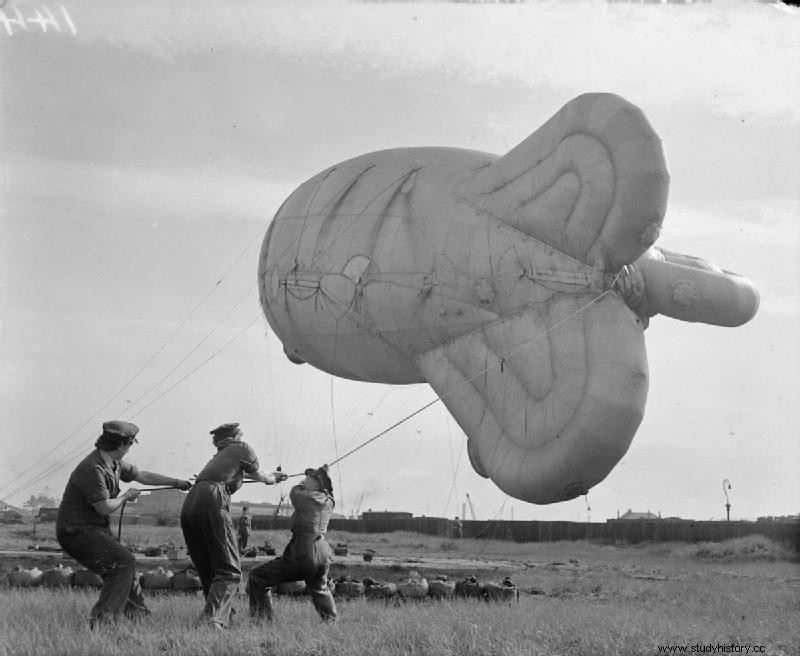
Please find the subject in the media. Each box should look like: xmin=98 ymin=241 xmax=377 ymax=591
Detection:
xmin=247 ymin=534 xmax=337 ymax=621
xmin=180 ymin=481 xmax=241 ymax=628
xmin=57 ymin=525 xmax=148 ymax=625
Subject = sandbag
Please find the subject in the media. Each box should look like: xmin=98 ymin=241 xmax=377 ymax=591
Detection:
xmin=73 ymin=569 xmax=103 ymax=588
xmin=455 ymin=575 xmax=483 ymax=598
xmin=8 ymin=566 xmax=43 ymax=588
xmin=142 ymin=546 xmax=164 ymax=557
xmin=484 ymin=580 xmax=519 ymax=602
xmin=428 ymin=578 xmax=456 ymax=598
xmin=166 ymin=546 xmax=186 ymax=561
xmin=398 ymin=576 xmax=428 ymax=599
xmin=333 ymin=576 xmax=364 ymax=598
xmin=258 ymin=541 xmax=276 ymax=556
xmin=364 ymin=580 xmax=397 ymax=599
xmin=172 ymin=568 xmax=202 ymax=591
xmin=275 ymin=580 xmax=307 ymax=596
xmin=140 ymin=566 xmax=173 ymax=589
xmin=41 ymin=565 xmax=74 ymax=588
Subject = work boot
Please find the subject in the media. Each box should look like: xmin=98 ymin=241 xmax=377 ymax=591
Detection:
xmin=249 ymin=590 xmax=274 ymax=622
xmin=195 ymin=616 xmax=226 ymax=631
xmin=89 ymin=612 xmax=115 ymax=630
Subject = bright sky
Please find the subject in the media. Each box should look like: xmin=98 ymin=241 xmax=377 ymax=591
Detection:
xmin=1 ymin=0 xmax=798 ymax=523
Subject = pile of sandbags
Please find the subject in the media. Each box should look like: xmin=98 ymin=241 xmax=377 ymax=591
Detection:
xmin=3 ymin=562 xmax=520 ymax=604
xmin=454 ymin=575 xmax=519 ymax=602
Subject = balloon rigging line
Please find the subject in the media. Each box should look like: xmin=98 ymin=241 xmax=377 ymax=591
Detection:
xmin=118 ymin=283 xmax=258 ymax=421
xmin=329 ymin=378 xmax=345 ymax=508
xmin=441 ymin=415 xmax=465 ymax=519
xmin=261 ymin=318 xmax=282 ymax=464
xmin=0 ymin=225 xmax=266 ymax=501
xmin=127 ymin=314 xmax=264 ymax=420
xmin=0 ymin=314 xmax=264 ymax=504
xmin=322 ymin=281 xmax=620 ymax=471
xmin=337 ymin=385 xmax=395 ymax=455
xmin=2 ymin=292 xmax=261 ymax=503
xmin=3 ymin=269 xmax=619 ymax=501
xmin=472 ymin=497 xmax=510 ymax=551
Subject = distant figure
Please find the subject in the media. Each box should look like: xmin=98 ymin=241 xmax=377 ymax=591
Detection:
xmin=247 ymin=465 xmax=338 ymax=622
xmin=453 ymin=516 xmax=463 ymax=539
xmin=56 ymin=420 xmax=191 ymax=628
xmin=238 ymin=506 xmax=252 ymax=554
xmin=180 ymin=422 xmax=286 ymax=630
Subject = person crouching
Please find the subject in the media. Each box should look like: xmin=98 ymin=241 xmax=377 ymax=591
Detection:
xmin=246 ymin=465 xmax=337 ymax=622
xmin=56 ymin=420 xmax=192 ymax=628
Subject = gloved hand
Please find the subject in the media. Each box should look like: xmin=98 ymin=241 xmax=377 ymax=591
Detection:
xmin=175 ymin=479 xmax=193 ymax=491
xmin=274 ymin=470 xmax=289 ymax=483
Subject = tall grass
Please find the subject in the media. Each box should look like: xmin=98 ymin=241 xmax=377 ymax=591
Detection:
xmin=1 ymin=527 xmax=797 ymax=655
xmin=1 ymin=558 xmax=797 ymax=656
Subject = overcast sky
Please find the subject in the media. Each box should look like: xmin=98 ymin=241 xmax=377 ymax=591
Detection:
xmin=1 ymin=0 xmax=798 ymax=523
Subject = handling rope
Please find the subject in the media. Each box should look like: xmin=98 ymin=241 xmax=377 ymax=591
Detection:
xmin=117 ymin=498 xmax=127 ymax=542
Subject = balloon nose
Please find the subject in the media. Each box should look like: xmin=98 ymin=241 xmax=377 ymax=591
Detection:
xmin=635 ymin=251 xmax=759 ymax=327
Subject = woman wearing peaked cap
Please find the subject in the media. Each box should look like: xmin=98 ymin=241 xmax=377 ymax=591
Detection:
xmin=180 ymin=423 xmax=287 ymax=630
xmin=246 ymin=465 xmax=338 ymax=623
xmin=56 ymin=420 xmax=192 ymax=628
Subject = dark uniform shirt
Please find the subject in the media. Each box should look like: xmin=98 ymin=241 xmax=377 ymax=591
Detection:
xmin=289 ymin=484 xmax=334 ymax=536
xmin=195 ymin=438 xmax=259 ymax=493
xmin=57 ymin=450 xmax=139 ymax=531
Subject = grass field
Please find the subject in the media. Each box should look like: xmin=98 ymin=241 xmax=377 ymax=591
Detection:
xmin=1 ymin=523 xmax=797 ymax=656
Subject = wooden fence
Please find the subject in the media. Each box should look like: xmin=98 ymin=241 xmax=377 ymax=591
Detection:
xmin=118 ymin=510 xmax=798 ymax=547
xmin=246 ymin=515 xmax=799 ymax=548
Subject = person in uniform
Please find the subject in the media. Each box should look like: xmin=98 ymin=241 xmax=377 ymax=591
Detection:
xmin=452 ymin=516 xmax=463 ymax=539
xmin=246 ymin=465 xmax=338 ymax=623
xmin=56 ymin=420 xmax=192 ymax=627
xmin=180 ymin=422 xmax=286 ymax=630
xmin=237 ymin=506 xmax=251 ymax=554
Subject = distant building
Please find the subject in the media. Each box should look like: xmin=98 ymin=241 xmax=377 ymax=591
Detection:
xmin=132 ymin=489 xmax=188 ymax=516
xmin=0 ymin=509 xmax=23 ymax=524
xmin=132 ymin=489 xmax=297 ymax=518
xmin=0 ymin=500 xmax=24 ymax=514
xmin=617 ymin=509 xmax=661 ymax=520
xmin=36 ymin=507 xmax=60 ymax=522
xmin=128 ymin=489 xmax=345 ymax=521
xmin=757 ymin=515 xmax=800 ymax=523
